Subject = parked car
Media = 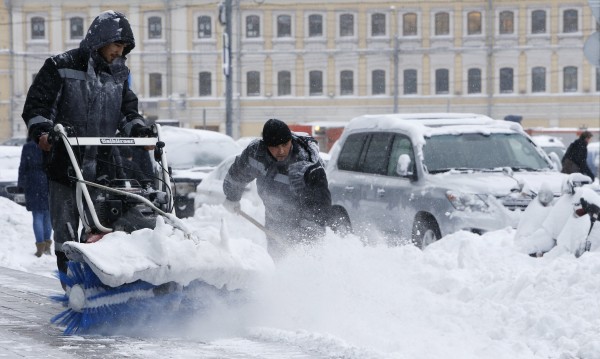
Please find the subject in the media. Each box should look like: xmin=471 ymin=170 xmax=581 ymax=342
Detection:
xmin=326 ymin=113 xmax=568 ymax=248
xmin=0 ymin=145 xmax=26 ymax=205
xmin=532 ymin=135 xmax=566 ymax=171
xmin=194 ymin=155 xmax=261 ymax=208
xmin=158 ymin=126 xmax=241 ymax=218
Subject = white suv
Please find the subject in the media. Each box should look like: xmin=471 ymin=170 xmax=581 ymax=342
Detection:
xmin=326 ymin=113 xmax=567 ymax=248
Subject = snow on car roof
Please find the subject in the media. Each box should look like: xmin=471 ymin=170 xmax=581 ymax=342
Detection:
xmin=532 ymin=135 xmax=566 ymax=148
xmin=344 ymin=113 xmax=524 ymax=147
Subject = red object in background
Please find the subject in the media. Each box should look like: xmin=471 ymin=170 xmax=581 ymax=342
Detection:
xmin=289 ymin=123 xmax=346 ymax=152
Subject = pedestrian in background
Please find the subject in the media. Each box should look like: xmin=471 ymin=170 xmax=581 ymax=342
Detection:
xmin=562 ymin=131 xmax=595 ymax=181
xmin=18 ymin=138 xmax=53 ymax=257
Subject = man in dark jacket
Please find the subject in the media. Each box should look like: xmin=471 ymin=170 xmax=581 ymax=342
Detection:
xmin=562 ymin=131 xmax=595 ymax=181
xmin=223 ymin=119 xmax=331 ymax=257
xmin=21 ymin=10 xmax=153 ymax=284
xmin=18 ymin=138 xmax=53 ymax=257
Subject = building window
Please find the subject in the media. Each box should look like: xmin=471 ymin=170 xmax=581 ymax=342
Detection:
xmin=500 ymin=67 xmax=513 ymax=93
xmin=277 ymin=15 xmax=291 ymax=38
xmin=31 ymin=17 xmax=45 ymax=40
xmin=435 ymin=69 xmax=449 ymax=94
xmin=563 ymin=66 xmax=577 ymax=92
xmin=372 ymin=70 xmax=386 ymax=95
xmin=149 ymin=16 xmax=162 ymax=39
xmin=371 ymin=13 xmax=386 ymax=36
xmin=532 ymin=67 xmax=546 ymax=92
xmin=499 ymin=11 xmax=514 ymax=34
xmin=247 ymin=71 xmax=260 ymax=96
xmin=340 ymin=13 xmax=354 ymax=37
xmin=563 ymin=9 xmax=578 ymax=33
xmin=596 ymin=68 xmax=600 ymax=92
xmin=467 ymin=11 xmax=482 ymax=35
xmin=70 ymin=17 xmax=84 ymax=39
xmin=531 ymin=10 xmax=546 ymax=34
xmin=309 ymin=70 xmax=323 ymax=96
xmin=277 ymin=71 xmax=291 ymax=96
xmin=403 ymin=69 xmax=417 ymax=94
xmin=199 ymin=72 xmax=211 ymax=96
xmin=149 ymin=73 xmax=162 ymax=97
xmin=246 ymin=15 xmax=260 ymax=38
xmin=308 ymin=14 xmax=323 ymax=37
xmin=467 ymin=68 xmax=481 ymax=94
xmin=403 ymin=13 xmax=418 ymax=36
xmin=340 ymin=70 xmax=354 ymax=95
xmin=197 ymin=16 xmax=212 ymax=38
xmin=434 ymin=12 xmax=449 ymax=36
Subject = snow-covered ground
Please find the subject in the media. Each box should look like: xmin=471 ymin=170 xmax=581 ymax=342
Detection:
xmin=1 ymin=195 xmax=600 ymax=359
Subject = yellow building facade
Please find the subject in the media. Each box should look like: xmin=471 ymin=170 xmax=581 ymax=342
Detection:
xmin=1 ymin=0 xmax=598 ymax=140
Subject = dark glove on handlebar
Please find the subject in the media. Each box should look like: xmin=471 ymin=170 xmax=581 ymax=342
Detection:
xmin=30 ymin=123 xmax=53 ymax=144
xmin=131 ymin=124 xmax=156 ymax=138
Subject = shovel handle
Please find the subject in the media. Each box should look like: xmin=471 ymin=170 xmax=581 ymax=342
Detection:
xmin=235 ymin=209 xmax=286 ymax=246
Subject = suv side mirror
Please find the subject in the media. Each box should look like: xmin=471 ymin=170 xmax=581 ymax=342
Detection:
xmin=396 ymin=154 xmax=413 ymax=177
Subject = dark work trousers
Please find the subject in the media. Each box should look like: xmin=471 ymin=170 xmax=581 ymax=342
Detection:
xmin=49 ymin=180 xmax=80 ymax=278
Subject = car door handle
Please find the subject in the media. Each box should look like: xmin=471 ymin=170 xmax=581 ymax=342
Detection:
xmin=377 ymin=188 xmax=385 ymax=197
xmin=344 ymin=186 xmax=354 ymax=193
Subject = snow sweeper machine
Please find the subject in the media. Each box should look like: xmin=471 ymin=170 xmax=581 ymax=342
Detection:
xmin=49 ymin=124 xmax=273 ymax=335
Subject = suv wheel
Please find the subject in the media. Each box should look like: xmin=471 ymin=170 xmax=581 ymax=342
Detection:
xmin=329 ymin=207 xmax=352 ymax=236
xmin=412 ymin=214 xmax=441 ymax=249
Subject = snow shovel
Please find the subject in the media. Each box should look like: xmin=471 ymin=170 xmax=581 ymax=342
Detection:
xmin=234 ymin=208 xmax=287 ymax=252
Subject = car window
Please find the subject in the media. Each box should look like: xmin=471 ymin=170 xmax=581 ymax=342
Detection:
xmin=387 ymin=135 xmax=415 ymax=176
xmin=423 ymin=133 xmax=550 ymax=172
xmin=337 ymin=133 xmax=368 ymax=171
xmin=361 ymin=133 xmax=394 ymax=175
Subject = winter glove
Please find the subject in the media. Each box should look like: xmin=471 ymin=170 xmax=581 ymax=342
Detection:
xmin=223 ymin=199 xmax=241 ymax=214
xmin=288 ymin=161 xmax=312 ymax=193
xmin=131 ymin=124 xmax=156 ymax=138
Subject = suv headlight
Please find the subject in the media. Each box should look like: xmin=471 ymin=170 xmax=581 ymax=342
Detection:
xmin=446 ymin=191 xmax=490 ymax=212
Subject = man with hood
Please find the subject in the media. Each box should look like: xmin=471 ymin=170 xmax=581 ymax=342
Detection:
xmin=223 ymin=119 xmax=332 ymax=258
xmin=21 ymin=11 xmax=153 ymax=285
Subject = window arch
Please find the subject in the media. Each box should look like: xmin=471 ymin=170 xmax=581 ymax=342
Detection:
xmin=434 ymin=12 xmax=449 ymax=36
xmin=70 ymin=17 xmax=84 ymax=39
xmin=532 ymin=67 xmax=546 ymax=92
xmin=247 ymin=71 xmax=260 ymax=96
xmin=31 ymin=17 xmax=45 ymax=40
xmin=500 ymin=68 xmax=514 ymax=93
xmin=467 ymin=68 xmax=481 ymax=94
xmin=197 ymin=16 xmax=212 ymax=38
xmin=308 ymin=14 xmax=323 ymax=37
xmin=467 ymin=11 xmax=482 ymax=35
xmin=372 ymin=70 xmax=386 ymax=95
xmin=563 ymin=9 xmax=578 ymax=33
xmin=277 ymin=71 xmax=291 ymax=96
xmin=277 ymin=15 xmax=291 ymax=37
xmin=371 ymin=13 xmax=386 ymax=36
xmin=341 ymin=70 xmax=354 ymax=95
xmin=199 ymin=72 xmax=212 ymax=96
xmin=340 ymin=13 xmax=354 ymax=37
xmin=531 ymin=10 xmax=546 ymax=34
xmin=309 ymin=70 xmax=323 ymax=96
xmin=148 ymin=16 xmax=162 ymax=39
xmin=246 ymin=15 xmax=260 ymax=38
xmin=563 ymin=66 xmax=577 ymax=92
xmin=499 ymin=11 xmax=514 ymax=34
xmin=403 ymin=13 xmax=417 ymax=36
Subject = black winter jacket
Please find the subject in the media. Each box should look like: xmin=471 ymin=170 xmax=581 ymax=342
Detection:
xmin=223 ymin=136 xmax=331 ymax=237
xmin=562 ymin=138 xmax=595 ymax=181
xmin=21 ymin=11 xmax=145 ymax=184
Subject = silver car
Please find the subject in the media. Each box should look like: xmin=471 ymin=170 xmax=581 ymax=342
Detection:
xmin=326 ymin=113 xmax=568 ymax=248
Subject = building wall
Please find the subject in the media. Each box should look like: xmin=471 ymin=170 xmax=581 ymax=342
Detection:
xmin=1 ymin=0 xmax=598 ymax=141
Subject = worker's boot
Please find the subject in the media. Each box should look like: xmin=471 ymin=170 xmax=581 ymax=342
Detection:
xmin=35 ymin=242 xmax=45 ymax=257
xmin=43 ymin=239 xmax=53 ymax=255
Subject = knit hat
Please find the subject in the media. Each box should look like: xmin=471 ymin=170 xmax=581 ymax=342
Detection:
xmin=262 ymin=119 xmax=292 ymax=147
